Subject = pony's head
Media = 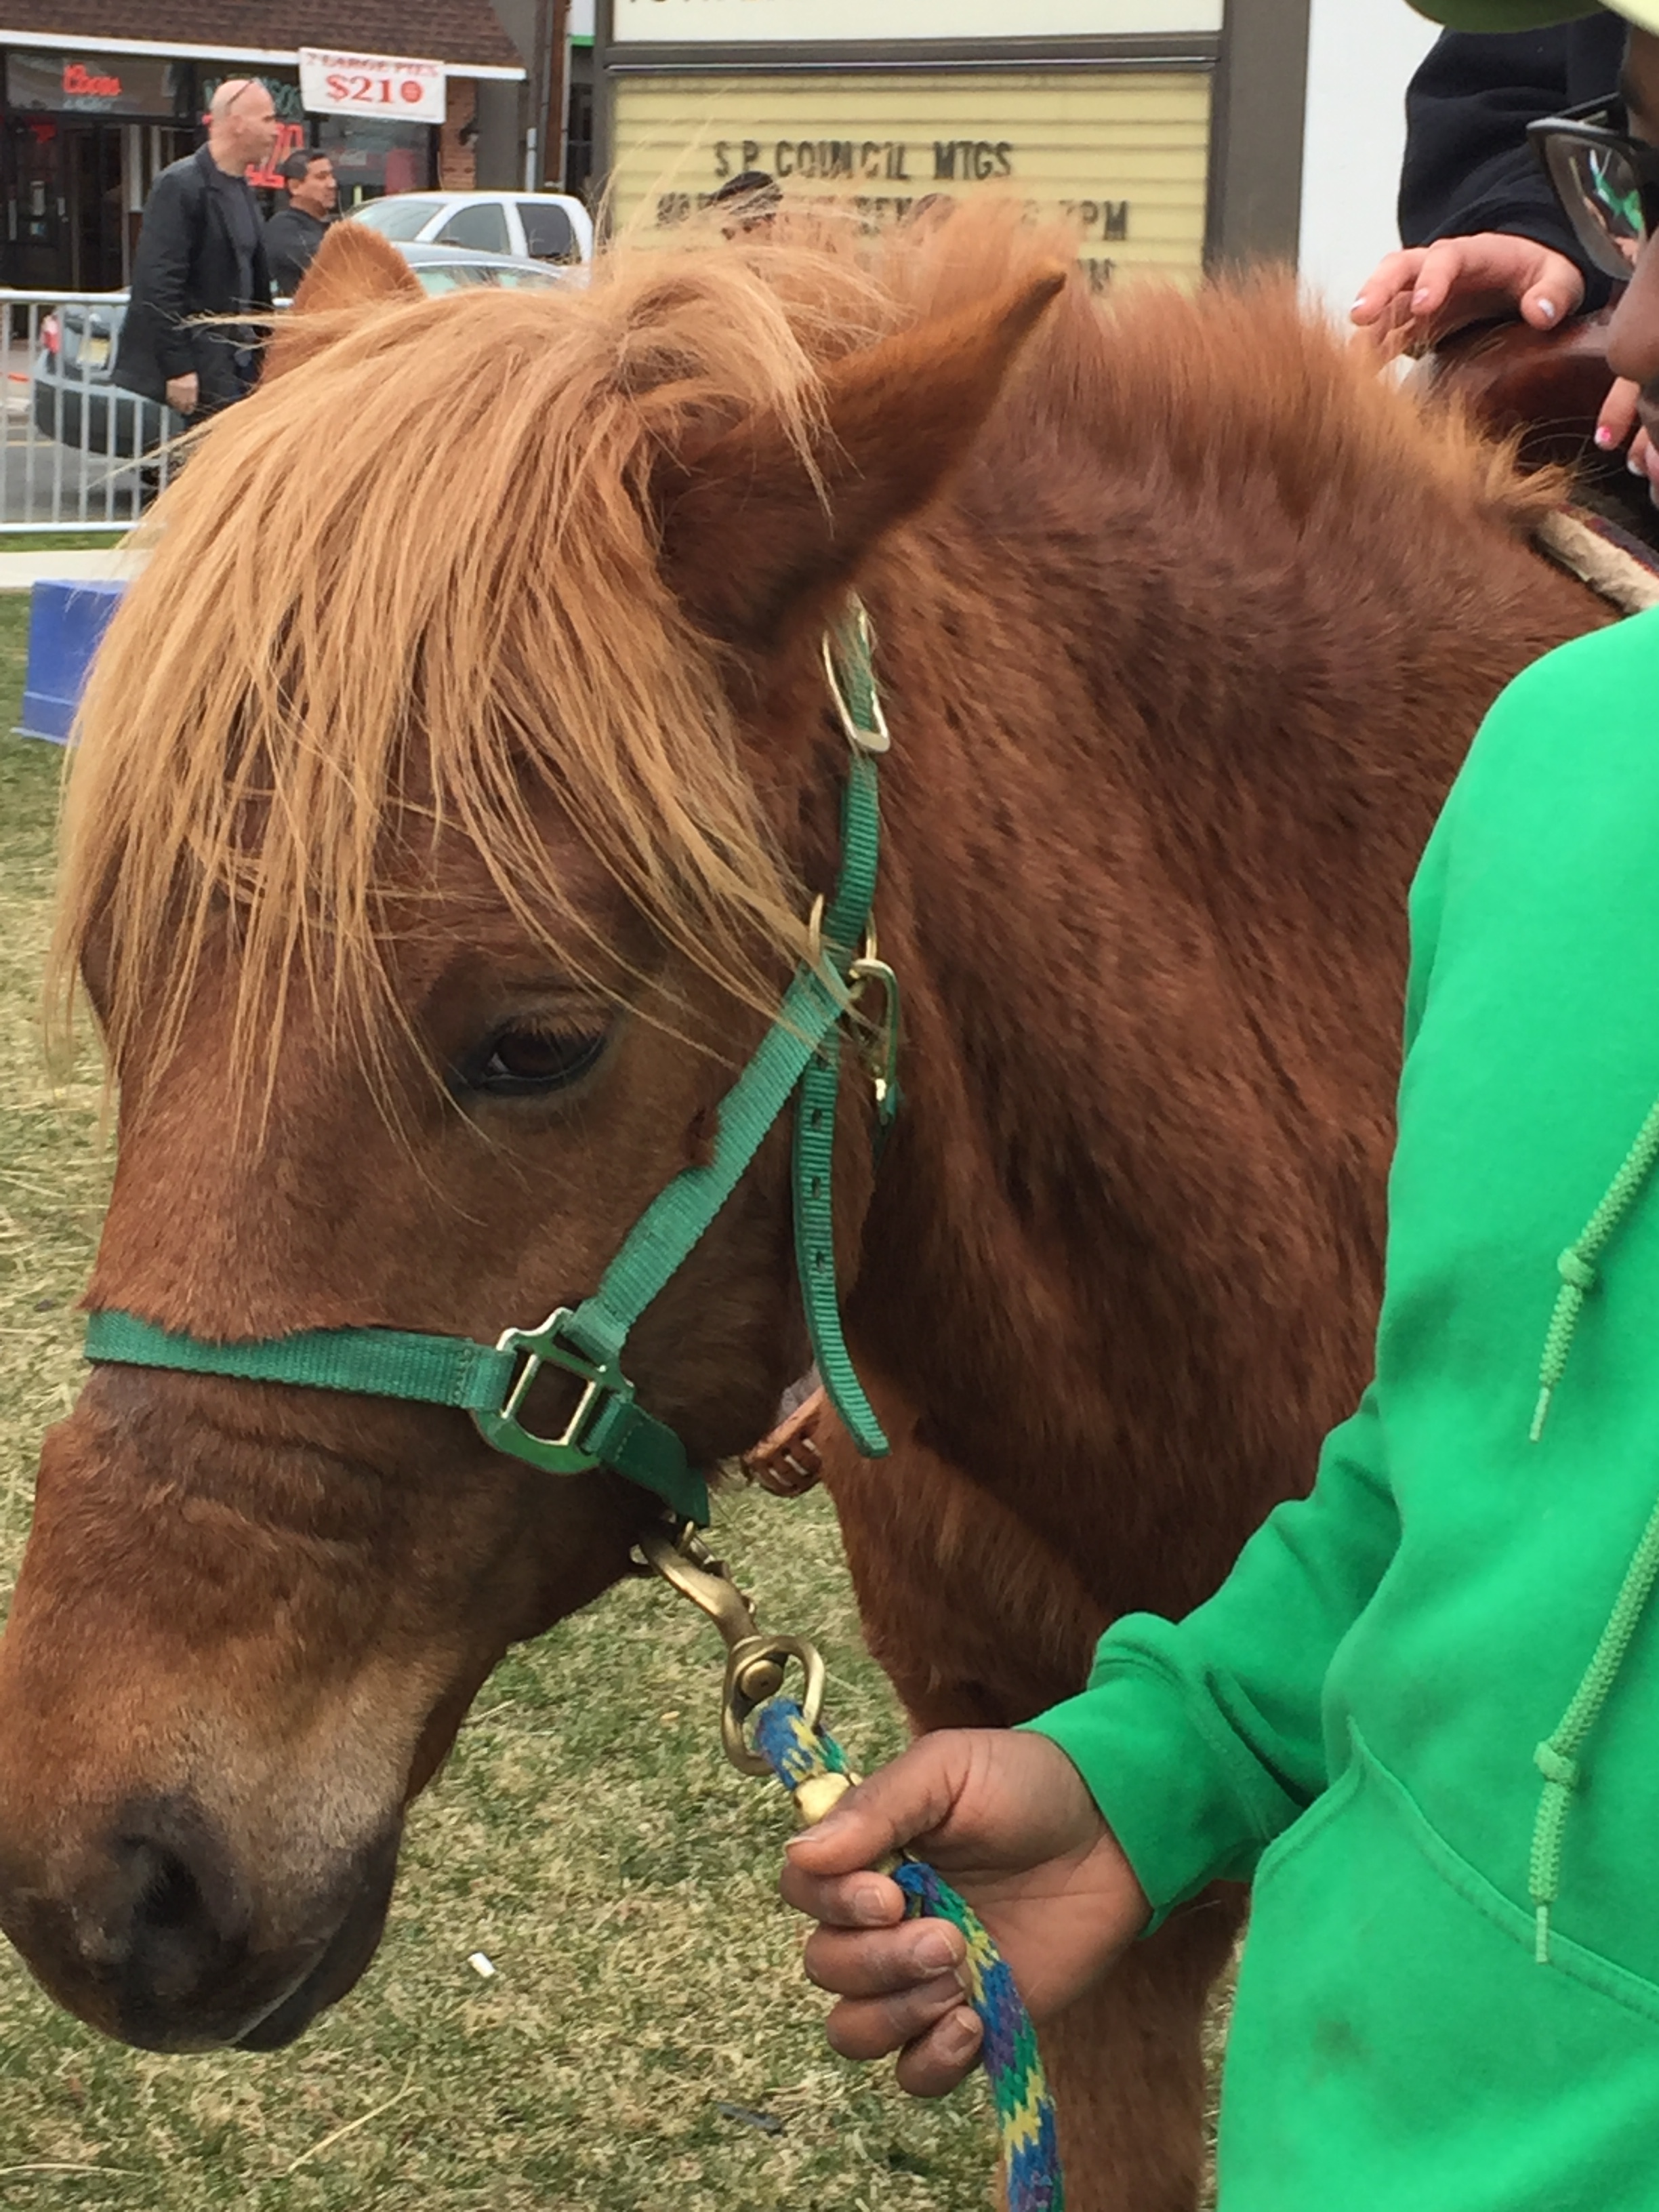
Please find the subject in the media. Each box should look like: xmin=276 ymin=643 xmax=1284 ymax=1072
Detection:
xmin=0 ymin=215 xmax=1062 ymax=2050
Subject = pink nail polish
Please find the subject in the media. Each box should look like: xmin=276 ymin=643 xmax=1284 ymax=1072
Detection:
xmin=1536 ymin=298 xmax=1558 ymax=324
xmin=1596 ymin=424 xmax=1616 ymax=448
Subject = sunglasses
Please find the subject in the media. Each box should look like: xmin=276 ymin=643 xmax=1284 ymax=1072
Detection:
xmin=1530 ymin=98 xmax=1659 ymax=285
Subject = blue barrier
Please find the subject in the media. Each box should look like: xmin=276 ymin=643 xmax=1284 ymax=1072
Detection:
xmin=16 ymin=578 xmax=126 ymax=744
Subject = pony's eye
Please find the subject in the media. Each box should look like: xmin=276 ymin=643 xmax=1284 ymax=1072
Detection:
xmin=462 ymin=1023 xmax=609 ymax=1099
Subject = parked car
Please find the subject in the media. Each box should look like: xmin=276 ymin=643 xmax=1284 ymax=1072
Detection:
xmin=31 ymin=242 xmax=567 ymax=453
xmin=349 ymin=190 xmax=593 ymax=266
xmin=391 ymin=242 xmax=573 ymax=291
xmin=31 ymin=302 xmax=171 ymax=461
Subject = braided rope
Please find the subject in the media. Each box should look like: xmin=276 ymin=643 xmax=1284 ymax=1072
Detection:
xmin=754 ymin=1698 xmax=1064 ymax=2212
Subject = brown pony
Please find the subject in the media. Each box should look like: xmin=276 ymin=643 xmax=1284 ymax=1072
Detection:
xmin=0 ymin=210 xmax=1609 ymax=2209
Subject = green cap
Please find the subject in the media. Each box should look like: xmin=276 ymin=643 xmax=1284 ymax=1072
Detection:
xmin=1409 ymin=0 xmax=1658 ymax=29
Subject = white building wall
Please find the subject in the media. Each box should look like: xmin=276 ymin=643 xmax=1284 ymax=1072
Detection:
xmin=1296 ymin=0 xmax=1438 ymax=315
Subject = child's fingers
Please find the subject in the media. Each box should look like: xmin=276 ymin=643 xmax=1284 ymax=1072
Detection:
xmin=1350 ymin=247 xmax=1425 ymax=327
xmin=1517 ymin=256 xmax=1582 ymax=330
xmin=1403 ymin=238 xmax=1460 ymax=321
xmin=821 ymin=1973 xmax=966 ymax=2063
xmin=894 ymin=2007 xmax=985 ymax=2100
xmin=779 ymin=1858 xmax=907 ymax=1927
xmin=802 ymin=1914 xmax=966 ymax=2000
xmin=1629 ymin=425 xmax=1658 ymax=500
xmin=1597 ymin=375 xmax=1641 ymax=450
xmin=782 ymin=1740 xmax=961 ymax=1879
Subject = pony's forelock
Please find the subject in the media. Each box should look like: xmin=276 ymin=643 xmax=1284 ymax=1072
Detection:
xmin=52 ymin=203 xmax=1562 ymax=1099
xmin=54 ymin=221 xmax=894 ymax=1092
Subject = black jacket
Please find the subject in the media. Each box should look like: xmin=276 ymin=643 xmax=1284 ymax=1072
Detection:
xmin=1400 ymin=23 xmax=1627 ymax=310
xmin=264 ymin=205 xmax=329 ymax=299
xmin=115 ymin=144 xmax=273 ymax=411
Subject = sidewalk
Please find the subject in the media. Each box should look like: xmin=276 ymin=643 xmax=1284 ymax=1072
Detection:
xmin=0 ymin=548 xmax=144 ymax=593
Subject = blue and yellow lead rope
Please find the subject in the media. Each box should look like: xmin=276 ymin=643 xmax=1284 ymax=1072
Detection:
xmin=754 ymin=1698 xmax=1064 ymax=2212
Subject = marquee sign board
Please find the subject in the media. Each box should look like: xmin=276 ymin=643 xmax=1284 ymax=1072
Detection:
xmin=611 ymin=68 xmax=1213 ymax=289
xmin=612 ymin=0 xmax=1220 ymax=44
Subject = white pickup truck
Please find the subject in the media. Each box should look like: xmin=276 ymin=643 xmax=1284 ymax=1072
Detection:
xmin=349 ymin=191 xmax=594 ymax=268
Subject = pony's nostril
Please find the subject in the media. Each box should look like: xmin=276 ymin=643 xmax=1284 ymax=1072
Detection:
xmin=98 ymin=1795 xmax=251 ymax=2017
xmin=134 ymin=1841 xmax=203 ymax=1933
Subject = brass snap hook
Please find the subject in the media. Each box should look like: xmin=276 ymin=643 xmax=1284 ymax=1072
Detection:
xmin=636 ymin=1522 xmax=827 ymax=1776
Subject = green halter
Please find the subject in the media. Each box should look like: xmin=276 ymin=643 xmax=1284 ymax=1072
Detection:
xmin=82 ymin=605 xmax=899 ymax=1529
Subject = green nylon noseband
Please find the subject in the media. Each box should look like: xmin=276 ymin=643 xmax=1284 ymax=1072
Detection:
xmin=83 ymin=605 xmax=898 ymax=1530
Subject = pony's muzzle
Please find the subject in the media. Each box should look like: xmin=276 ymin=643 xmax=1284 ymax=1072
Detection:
xmin=0 ymin=1782 xmax=396 ymax=2053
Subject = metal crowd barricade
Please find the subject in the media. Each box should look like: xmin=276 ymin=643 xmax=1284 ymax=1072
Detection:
xmin=0 ymin=289 xmax=182 ymax=533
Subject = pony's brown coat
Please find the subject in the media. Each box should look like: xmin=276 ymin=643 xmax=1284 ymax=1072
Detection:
xmin=10 ymin=208 xmax=1610 ymax=2203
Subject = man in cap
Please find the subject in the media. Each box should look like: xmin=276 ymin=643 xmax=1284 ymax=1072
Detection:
xmin=115 ymin=79 xmax=279 ymax=422
xmin=711 ymin=168 xmax=783 ymax=234
xmin=779 ymin=7 xmax=1659 ymax=2205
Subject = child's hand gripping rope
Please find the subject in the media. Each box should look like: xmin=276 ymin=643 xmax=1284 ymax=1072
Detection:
xmin=759 ymin=1702 xmax=1153 ymax=2212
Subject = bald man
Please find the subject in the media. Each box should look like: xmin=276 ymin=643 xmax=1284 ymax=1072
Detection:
xmin=115 ymin=79 xmax=280 ymax=422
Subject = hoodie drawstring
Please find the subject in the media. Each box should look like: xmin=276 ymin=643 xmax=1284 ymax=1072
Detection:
xmin=1529 ymin=1492 xmax=1659 ymax=1962
xmin=1530 ymin=1097 xmax=1659 ymax=1441
xmin=1526 ymin=1092 xmax=1659 ymax=1962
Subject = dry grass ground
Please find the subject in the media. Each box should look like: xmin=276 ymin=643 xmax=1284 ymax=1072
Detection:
xmin=0 ymin=602 xmax=1001 ymax=2211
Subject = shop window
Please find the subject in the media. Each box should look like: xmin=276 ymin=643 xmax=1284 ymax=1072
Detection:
xmin=200 ymin=68 xmax=304 ymax=125
xmin=8 ymin=49 xmax=187 ymax=120
xmin=436 ymin=201 xmax=508 ymax=253
xmin=323 ymin=120 xmax=433 ymax=207
xmin=565 ymin=70 xmax=594 ymax=204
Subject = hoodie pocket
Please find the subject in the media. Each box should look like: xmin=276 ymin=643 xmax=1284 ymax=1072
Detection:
xmin=1216 ymin=1729 xmax=1659 ymax=2212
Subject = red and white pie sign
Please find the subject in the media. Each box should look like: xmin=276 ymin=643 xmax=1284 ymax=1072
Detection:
xmin=298 ymin=48 xmax=446 ymax=125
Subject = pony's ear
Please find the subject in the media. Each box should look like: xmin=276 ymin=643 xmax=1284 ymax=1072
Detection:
xmin=657 ymin=264 xmax=1067 ymax=647
xmin=289 ymin=222 xmax=422 ymax=311
xmin=261 ymin=224 xmax=422 ymax=382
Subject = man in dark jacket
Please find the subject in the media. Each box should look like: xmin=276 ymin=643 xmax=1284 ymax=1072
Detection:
xmin=264 ymin=150 xmax=337 ymax=298
xmin=115 ymin=79 xmax=279 ymax=422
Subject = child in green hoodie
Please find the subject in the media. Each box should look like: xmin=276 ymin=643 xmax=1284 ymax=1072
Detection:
xmin=781 ymin=5 xmax=1659 ymax=2205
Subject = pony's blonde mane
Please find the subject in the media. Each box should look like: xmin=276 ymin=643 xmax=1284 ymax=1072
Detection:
xmin=54 ymin=206 xmax=1559 ymax=1094
xmin=57 ymin=220 xmax=888 ymax=1093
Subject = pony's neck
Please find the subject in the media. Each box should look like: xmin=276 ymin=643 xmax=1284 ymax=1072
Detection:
xmin=832 ymin=432 xmax=1595 ymax=1575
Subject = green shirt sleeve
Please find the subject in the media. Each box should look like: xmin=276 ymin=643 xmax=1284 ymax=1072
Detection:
xmin=1025 ymin=1391 xmax=1398 ymax=1917
xmin=1024 ymin=783 xmax=1458 ymax=1919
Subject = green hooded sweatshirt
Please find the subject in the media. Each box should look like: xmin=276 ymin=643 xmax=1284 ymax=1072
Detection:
xmin=1028 ymin=611 xmax=1659 ymax=2211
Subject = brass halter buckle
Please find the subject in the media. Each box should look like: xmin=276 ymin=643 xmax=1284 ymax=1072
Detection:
xmin=635 ymin=1522 xmax=827 ymax=1776
xmin=474 ymin=1306 xmax=628 ymax=1474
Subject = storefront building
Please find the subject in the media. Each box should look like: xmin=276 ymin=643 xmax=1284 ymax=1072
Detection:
xmin=0 ymin=5 xmax=527 ymax=292
xmin=595 ymin=0 xmax=1315 ymax=284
